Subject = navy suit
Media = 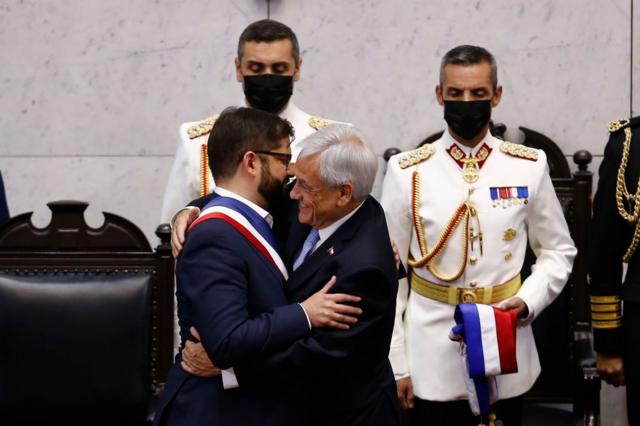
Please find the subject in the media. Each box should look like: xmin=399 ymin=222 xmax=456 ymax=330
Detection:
xmin=236 ymin=196 xmax=402 ymax=426
xmin=153 ymin=194 xmax=310 ymax=426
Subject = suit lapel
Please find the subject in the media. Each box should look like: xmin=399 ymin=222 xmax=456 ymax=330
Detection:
xmin=285 ymin=197 xmax=374 ymax=294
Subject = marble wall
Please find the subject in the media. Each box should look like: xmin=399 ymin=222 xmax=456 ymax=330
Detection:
xmin=0 ymin=0 xmax=636 ymax=240
xmin=0 ymin=0 xmax=636 ymax=423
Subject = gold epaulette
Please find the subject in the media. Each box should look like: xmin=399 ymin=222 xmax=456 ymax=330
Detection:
xmin=590 ymin=295 xmax=622 ymax=329
xmin=500 ymin=141 xmax=539 ymax=161
xmin=186 ymin=114 xmax=220 ymax=140
xmin=398 ymin=145 xmax=436 ymax=169
xmin=308 ymin=116 xmax=335 ymax=130
xmin=608 ymin=118 xmax=631 ymax=133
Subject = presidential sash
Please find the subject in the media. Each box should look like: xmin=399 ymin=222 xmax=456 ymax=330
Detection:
xmin=450 ymin=303 xmax=518 ymax=423
xmin=188 ymin=196 xmax=288 ymax=280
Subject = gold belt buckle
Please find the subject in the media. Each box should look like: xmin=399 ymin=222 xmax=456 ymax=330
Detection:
xmin=459 ymin=289 xmax=477 ymax=303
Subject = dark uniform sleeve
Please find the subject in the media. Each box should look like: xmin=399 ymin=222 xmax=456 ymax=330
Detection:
xmin=589 ymin=119 xmax=637 ymax=354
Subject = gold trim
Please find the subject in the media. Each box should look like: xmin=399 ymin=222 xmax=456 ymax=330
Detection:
xmin=187 ymin=114 xmax=219 ymax=139
xmin=591 ymin=312 xmax=622 ymax=321
xmin=500 ymin=141 xmax=539 ymax=161
xmin=590 ymin=295 xmax=621 ymax=303
xmin=199 ymin=144 xmax=209 ymax=196
xmin=590 ymin=304 xmax=621 ymax=312
xmin=409 ymin=169 xmax=484 ymax=282
xmin=410 ymin=272 xmax=521 ymax=305
xmin=613 ymin=124 xmax=640 ymax=262
xmin=608 ymin=118 xmax=630 ymax=132
xmin=592 ymin=320 xmax=622 ymax=329
xmin=308 ymin=116 xmax=334 ymax=130
xmin=398 ymin=145 xmax=436 ymax=169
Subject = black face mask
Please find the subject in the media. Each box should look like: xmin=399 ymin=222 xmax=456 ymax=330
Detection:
xmin=243 ymin=74 xmax=294 ymax=113
xmin=443 ymin=100 xmax=492 ymax=141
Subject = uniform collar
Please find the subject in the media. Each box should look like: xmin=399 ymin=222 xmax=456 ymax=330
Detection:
xmin=443 ymin=128 xmax=495 ymax=157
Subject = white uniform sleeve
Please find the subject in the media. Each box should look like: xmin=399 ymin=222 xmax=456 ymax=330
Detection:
xmin=380 ymin=155 xmax=414 ymax=378
xmin=160 ymin=125 xmax=200 ymax=224
xmin=517 ymin=152 xmax=577 ymax=320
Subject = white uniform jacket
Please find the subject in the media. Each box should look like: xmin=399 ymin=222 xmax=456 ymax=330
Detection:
xmin=380 ymin=130 xmax=576 ymax=401
xmin=160 ymin=101 xmax=340 ymax=223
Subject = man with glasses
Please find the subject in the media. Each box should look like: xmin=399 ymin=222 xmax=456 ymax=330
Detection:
xmin=153 ymin=108 xmax=360 ymax=426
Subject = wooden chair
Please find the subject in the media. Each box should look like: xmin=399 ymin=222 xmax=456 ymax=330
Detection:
xmin=0 ymin=201 xmax=174 ymax=425
xmin=384 ymin=125 xmax=598 ymax=425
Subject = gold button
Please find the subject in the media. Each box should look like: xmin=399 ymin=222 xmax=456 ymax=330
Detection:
xmin=470 ymin=255 xmax=477 ymax=265
xmin=469 ymin=280 xmax=478 ymax=288
xmin=504 ymin=252 xmax=513 ymax=261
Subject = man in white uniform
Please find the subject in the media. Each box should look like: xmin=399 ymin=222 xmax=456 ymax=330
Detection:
xmin=380 ymin=45 xmax=576 ymax=425
xmin=160 ymin=19 xmax=341 ymax=223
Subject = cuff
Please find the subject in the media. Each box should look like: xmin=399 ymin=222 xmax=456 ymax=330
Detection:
xmin=389 ymin=346 xmax=409 ymax=377
xmin=222 ymin=368 xmax=239 ymax=389
xmin=298 ymin=303 xmax=312 ymax=330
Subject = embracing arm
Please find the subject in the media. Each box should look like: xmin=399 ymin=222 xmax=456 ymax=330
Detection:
xmin=235 ymin=266 xmax=395 ymax=382
xmin=179 ymin=221 xmax=310 ymax=369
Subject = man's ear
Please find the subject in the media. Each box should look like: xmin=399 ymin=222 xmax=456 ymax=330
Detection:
xmin=235 ymin=57 xmax=243 ymax=83
xmin=240 ymin=151 xmax=260 ymax=178
xmin=491 ymin=85 xmax=503 ymax=108
xmin=293 ymin=57 xmax=302 ymax=82
xmin=336 ymin=183 xmax=354 ymax=207
xmin=435 ymin=85 xmax=444 ymax=106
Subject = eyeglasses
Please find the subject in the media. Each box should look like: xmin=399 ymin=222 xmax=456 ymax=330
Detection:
xmin=254 ymin=150 xmax=292 ymax=166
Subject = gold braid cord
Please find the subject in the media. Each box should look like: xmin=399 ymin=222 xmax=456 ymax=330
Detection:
xmin=409 ymin=170 xmax=480 ymax=282
xmin=614 ymin=127 xmax=640 ymax=262
xmin=199 ymin=144 xmax=209 ymax=196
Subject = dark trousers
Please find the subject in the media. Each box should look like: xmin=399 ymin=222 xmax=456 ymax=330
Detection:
xmin=628 ymin=381 xmax=639 ymax=425
xmin=407 ymin=396 xmax=523 ymax=426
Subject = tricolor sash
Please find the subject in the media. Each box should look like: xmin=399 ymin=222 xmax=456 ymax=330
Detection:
xmin=450 ymin=303 xmax=518 ymax=421
xmin=188 ymin=196 xmax=288 ymax=280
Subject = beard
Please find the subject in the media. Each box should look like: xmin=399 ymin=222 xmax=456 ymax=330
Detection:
xmin=258 ymin=162 xmax=288 ymax=210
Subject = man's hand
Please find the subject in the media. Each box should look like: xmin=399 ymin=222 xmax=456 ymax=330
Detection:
xmin=301 ymin=276 xmax=363 ymax=329
xmin=171 ymin=208 xmax=200 ymax=258
xmin=391 ymin=239 xmax=401 ymax=271
xmin=597 ymin=353 xmax=625 ymax=387
xmin=181 ymin=327 xmax=221 ymax=377
xmin=496 ymin=296 xmax=529 ymax=319
xmin=396 ymin=376 xmax=415 ymax=410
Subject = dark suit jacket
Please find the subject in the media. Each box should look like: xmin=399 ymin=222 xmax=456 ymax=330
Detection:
xmin=237 ymin=196 xmax=402 ymax=426
xmin=153 ymin=194 xmax=310 ymax=426
xmin=590 ymin=116 xmax=640 ymax=380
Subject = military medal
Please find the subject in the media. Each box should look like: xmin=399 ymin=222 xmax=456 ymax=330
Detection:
xmin=490 ymin=186 xmax=529 ymax=207
xmin=461 ymin=159 xmax=480 ymax=183
xmin=447 ymin=143 xmax=492 ymax=184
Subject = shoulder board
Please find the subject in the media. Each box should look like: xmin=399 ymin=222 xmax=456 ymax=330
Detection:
xmin=308 ymin=116 xmax=335 ymax=131
xmin=499 ymin=141 xmax=539 ymax=161
xmin=608 ymin=116 xmax=640 ymax=133
xmin=398 ymin=145 xmax=436 ymax=169
xmin=186 ymin=114 xmax=220 ymax=140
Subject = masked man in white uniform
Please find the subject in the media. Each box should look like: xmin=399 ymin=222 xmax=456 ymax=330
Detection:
xmin=380 ymin=45 xmax=576 ymax=426
xmin=161 ymin=19 xmax=343 ymax=223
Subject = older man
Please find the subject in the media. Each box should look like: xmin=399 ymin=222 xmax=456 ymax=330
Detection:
xmin=381 ymin=45 xmax=576 ymax=425
xmin=153 ymin=109 xmax=362 ymax=426
xmin=174 ymin=124 xmax=402 ymax=426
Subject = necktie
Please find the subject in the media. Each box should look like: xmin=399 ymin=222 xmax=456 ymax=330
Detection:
xmin=293 ymin=228 xmax=320 ymax=271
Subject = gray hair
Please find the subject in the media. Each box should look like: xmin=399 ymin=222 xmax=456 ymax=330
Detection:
xmin=439 ymin=45 xmax=498 ymax=88
xmin=298 ymin=124 xmax=378 ymax=202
